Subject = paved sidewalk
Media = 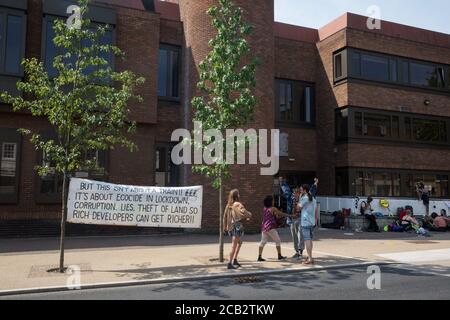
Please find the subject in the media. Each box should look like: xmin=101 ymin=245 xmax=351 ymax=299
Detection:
xmin=0 ymin=228 xmax=449 ymax=293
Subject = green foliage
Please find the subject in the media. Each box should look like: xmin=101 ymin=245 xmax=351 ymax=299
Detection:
xmin=192 ymin=0 xmax=258 ymax=189
xmin=1 ymin=0 xmax=144 ymax=177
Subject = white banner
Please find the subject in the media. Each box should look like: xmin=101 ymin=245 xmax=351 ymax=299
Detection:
xmin=67 ymin=178 xmax=203 ymax=228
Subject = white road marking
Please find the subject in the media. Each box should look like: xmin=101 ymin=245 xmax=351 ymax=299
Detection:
xmin=376 ymin=248 xmax=450 ymax=263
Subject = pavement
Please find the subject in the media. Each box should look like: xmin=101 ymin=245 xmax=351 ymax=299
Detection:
xmin=4 ymin=264 xmax=450 ymax=300
xmin=0 ymin=228 xmax=449 ymax=296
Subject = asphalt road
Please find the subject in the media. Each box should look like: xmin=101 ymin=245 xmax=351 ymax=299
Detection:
xmin=2 ymin=264 xmax=450 ymax=300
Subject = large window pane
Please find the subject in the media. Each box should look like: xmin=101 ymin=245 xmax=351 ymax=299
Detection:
xmin=0 ymin=14 xmax=4 ymax=62
xmin=354 ymin=112 xmax=363 ymax=136
xmin=361 ymin=54 xmax=389 ymax=81
xmin=391 ymin=116 xmax=400 ymax=138
xmin=275 ymin=79 xmax=315 ymax=125
xmin=45 ymin=19 xmax=114 ymax=78
xmin=404 ymin=117 xmax=412 ymax=140
xmin=300 ymin=86 xmax=314 ymax=123
xmin=336 ymin=109 xmax=348 ymax=140
xmin=158 ymin=45 xmax=180 ymax=99
xmin=354 ymin=172 xmax=364 ymax=196
xmin=413 ymin=118 xmax=444 ymax=142
xmin=350 ymin=51 xmax=361 ymax=76
xmin=334 ymin=53 xmax=342 ymax=79
xmin=364 ymin=113 xmax=391 ymax=137
xmin=410 ymin=62 xmax=441 ymax=88
xmin=436 ymin=175 xmax=449 ymax=198
xmin=5 ymin=15 xmax=22 ymax=74
xmin=400 ymin=60 xmax=409 ymax=83
xmin=389 ymin=59 xmax=398 ymax=81
xmin=0 ymin=142 xmax=17 ymax=195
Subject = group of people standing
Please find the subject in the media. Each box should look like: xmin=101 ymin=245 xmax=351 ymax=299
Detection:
xmin=223 ymin=178 xmax=319 ymax=270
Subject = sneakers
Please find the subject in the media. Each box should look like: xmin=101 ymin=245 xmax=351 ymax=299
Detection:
xmin=257 ymin=256 xmax=266 ymax=262
xmin=292 ymin=253 xmax=300 ymax=259
xmin=227 ymin=263 xmax=236 ymax=270
xmin=278 ymin=255 xmax=287 ymax=260
xmin=233 ymin=259 xmax=241 ymax=267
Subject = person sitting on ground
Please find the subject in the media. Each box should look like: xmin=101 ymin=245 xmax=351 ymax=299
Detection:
xmin=401 ymin=210 xmax=420 ymax=231
xmin=429 ymin=212 xmax=450 ymax=232
xmin=361 ymin=196 xmax=380 ymax=232
xmin=257 ymin=195 xmax=290 ymax=262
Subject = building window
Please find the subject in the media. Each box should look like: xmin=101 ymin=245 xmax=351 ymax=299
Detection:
xmin=0 ymin=129 xmax=21 ymax=203
xmin=275 ymin=79 xmax=315 ymax=126
xmin=334 ymin=48 xmax=450 ymax=92
xmin=337 ymin=168 xmax=450 ymax=198
xmin=43 ymin=16 xmax=114 ymax=78
xmin=337 ymin=107 xmax=450 ymax=147
xmin=36 ymin=145 xmax=108 ymax=203
xmin=410 ymin=118 xmax=447 ymax=143
xmin=155 ymin=144 xmax=179 ymax=187
xmin=334 ymin=53 xmax=343 ymax=79
xmin=410 ymin=62 xmax=445 ymax=88
xmin=158 ymin=44 xmax=180 ymax=100
xmin=360 ymin=53 xmax=389 ymax=82
xmin=0 ymin=8 xmax=26 ymax=76
xmin=335 ymin=109 xmax=349 ymax=141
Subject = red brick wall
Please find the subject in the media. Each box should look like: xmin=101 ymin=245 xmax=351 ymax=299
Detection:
xmin=178 ymin=0 xmax=275 ymax=232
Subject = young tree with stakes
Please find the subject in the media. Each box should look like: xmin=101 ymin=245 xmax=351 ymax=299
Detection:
xmin=1 ymin=0 xmax=144 ymax=272
xmin=192 ymin=0 xmax=258 ymax=262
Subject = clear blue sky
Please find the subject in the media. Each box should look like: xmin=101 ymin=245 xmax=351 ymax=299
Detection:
xmin=275 ymin=0 xmax=450 ymax=34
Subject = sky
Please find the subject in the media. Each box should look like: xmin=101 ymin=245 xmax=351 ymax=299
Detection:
xmin=274 ymin=0 xmax=450 ymax=34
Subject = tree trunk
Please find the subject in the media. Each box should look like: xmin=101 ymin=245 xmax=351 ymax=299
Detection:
xmin=59 ymin=173 xmax=69 ymax=273
xmin=219 ymin=175 xmax=224 ymax=263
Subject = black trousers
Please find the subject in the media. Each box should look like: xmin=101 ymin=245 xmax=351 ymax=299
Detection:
xmin=365 ymin=214 xmax=379 ymax=232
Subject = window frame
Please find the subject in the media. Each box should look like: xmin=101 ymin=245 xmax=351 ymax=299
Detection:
xmin=35 ymin=131 xmax=109 ymax=204
xmin=157 ymin=43 xmax=182 ymax=102
xmin=275 ymin=78 xmax=316 ymax=127
xmin=336 ymin=167 xmax=450 ymax=199
xmin=0 ymin=6 xmax=27 ymax=77
xmin=333 ymin=47 xmax=450 ymax=94
xmin=41 ymin=14 xmax=117 ymax=78
xmin=0 ymin=128 xmax=21 ymax=204
xmin=336 ymin=106 xmax=450 ymax=148
xmin=155 ymin=143 xmax=180 ymax=187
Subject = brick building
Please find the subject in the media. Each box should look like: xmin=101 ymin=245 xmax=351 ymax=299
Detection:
xmin=1 ymin=0 xmax=449 ymax=236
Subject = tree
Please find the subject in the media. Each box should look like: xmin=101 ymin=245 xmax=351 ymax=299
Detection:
xmin=1 ymin=0 xmax=144 ymax=272
xmin=191 ymin=0 xmax=258 ymax=262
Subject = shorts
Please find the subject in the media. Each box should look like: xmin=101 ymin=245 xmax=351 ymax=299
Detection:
xmin=260 ymin=228 xmax=282 ymax=247
xmin=228 ymin=221 xmax=244 ymax=237
xmin=301 ymin=226 xmax=314 ymax=241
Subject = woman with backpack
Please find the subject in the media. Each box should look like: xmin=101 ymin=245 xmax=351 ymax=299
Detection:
xmin=223 ymin=189 xmax=252 ymax=270
xmin=257 ymin=195 xmax=290 ymax=262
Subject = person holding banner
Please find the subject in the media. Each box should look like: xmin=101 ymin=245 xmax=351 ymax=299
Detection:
xmin=223 ymin=189 xmax=252 ymax=270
